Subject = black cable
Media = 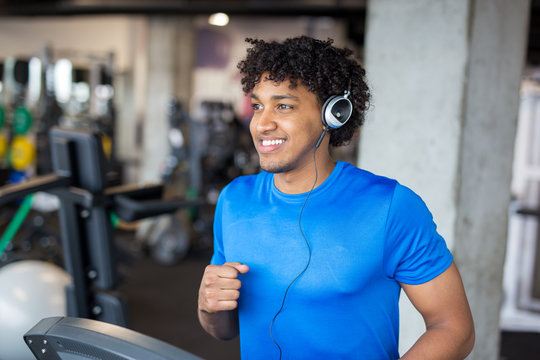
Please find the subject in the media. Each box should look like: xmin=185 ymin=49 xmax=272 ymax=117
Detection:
xmin=269 ymin=133 xmax=323 ymax=359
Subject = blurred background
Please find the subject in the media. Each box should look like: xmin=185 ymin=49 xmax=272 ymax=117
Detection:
xmin=0 ymin=0 xmax=538 ymax=359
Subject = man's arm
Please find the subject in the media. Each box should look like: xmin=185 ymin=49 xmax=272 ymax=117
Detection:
xmin=198 ymin=309 xmax=239 ymax=341
xmin=400 ymin=262 xmax=475 ymax=359
xmin=198 ymin=262 xmax=249 ymax=340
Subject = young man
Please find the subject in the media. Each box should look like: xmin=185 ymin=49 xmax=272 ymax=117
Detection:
xmin=198 ymin=36 xmax=474 ymax=359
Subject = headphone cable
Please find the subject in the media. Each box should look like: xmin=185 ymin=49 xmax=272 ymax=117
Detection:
xmin=269 ymin=137 xmax=322 ymax=359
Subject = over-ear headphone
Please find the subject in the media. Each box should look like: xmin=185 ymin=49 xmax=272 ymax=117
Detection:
xmin=315 ymin=90 xmax=353 ymax=148
xmin=321 ymin=90 xmax=353 ymax=129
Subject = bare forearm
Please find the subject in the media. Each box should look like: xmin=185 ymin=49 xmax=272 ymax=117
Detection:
xmin=198 ymin=308 xmax=239 ymax=340
xmin=400 ymin=324 xmax=474 ymax=360
xmin=400 ymin=263 xmax=475 ymax=359
xmin=197 ymin=262 xmax=249 ymax=340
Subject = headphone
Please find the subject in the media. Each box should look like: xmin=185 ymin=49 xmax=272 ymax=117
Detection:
xmin=321 ymin=90 xmax=353 ymax=129
xmin=315 ymin=90 xmax=353 ymax=148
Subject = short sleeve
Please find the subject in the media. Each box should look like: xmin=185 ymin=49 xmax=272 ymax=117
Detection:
xmin=210 ymin=190 xmax=226 ymax=265
xmin=383 ymin=183 xmax=453 ymax=285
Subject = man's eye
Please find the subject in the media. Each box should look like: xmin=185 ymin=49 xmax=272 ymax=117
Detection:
xmin=278 ymin=104 xmax=292 ymax=110
xmin=252 ymin=103 xmax=262 ymax=110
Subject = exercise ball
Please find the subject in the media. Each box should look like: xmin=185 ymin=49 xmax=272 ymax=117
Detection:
xmin=0 ymin=260 xmax=71 ymax=360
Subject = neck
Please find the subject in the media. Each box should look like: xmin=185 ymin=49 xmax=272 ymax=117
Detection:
xmin=274 ymin=149 xmax=335 ymax=194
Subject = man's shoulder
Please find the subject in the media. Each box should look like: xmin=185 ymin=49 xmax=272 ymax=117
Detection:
xmin=339 ymin=161 xmax=398 ymax=190
xmin=342 ymin=164 xmax=427 ymax=208
xmin=342 ymin=163 xmax=429 ymax=208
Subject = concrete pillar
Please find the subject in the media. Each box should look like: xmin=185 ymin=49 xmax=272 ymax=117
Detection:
xmin=141 ymin=17 xmax=175 ymax=182
xmin=455 ymin=1 xmax=530 ymax=358
xmin=361 ymin=0 xmax=530 ymax=358
xmin=141 ymin=16 xmax=194 ymax=183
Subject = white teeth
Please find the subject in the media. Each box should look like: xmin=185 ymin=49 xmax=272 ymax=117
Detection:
xmin=262 ymin=139 xmax=285 ymax=146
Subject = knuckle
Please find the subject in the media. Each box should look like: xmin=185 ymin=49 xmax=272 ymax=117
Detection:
xmin=206 ymin=300 xmax=217 ymax=311
xmin=221 ymin=301 xmax=237 ymax=311
xmin=205 ymin=289 xmax=217 ymax=298
xmin=204 ymin=265 xmax=217 ymax=275
xmin=206 ymin=264 xmax=224 ymax=274
xmin=204 ymin=277 xmax=215 ymax=287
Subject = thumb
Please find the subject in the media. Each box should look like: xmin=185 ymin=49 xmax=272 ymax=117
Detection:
xmin=225 ymin=262 xmax=249 ymax=274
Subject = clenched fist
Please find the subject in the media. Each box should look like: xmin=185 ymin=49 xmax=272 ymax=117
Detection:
xmin=198 ymin=262 xmax=249 ymax=314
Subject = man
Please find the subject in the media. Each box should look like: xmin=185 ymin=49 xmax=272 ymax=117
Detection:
xmin=198 ymin=36 xmax=474 ymax=359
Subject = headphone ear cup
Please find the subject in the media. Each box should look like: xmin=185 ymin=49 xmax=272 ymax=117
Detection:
xmin=321 ymin=95 xmax=337 ymax=127
xmin=321 ymin=95 xmax=353 ymax=129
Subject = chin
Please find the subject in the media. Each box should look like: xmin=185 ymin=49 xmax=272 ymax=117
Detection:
xmin=259 ymin=160 xmax=292 ymax=174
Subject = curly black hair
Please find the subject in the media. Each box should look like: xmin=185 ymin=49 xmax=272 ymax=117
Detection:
xmin=237 ymin=36 xmax=370 ymax=147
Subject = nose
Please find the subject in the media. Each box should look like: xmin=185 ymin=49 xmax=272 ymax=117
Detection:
xmin=253 ymin=109 xmax=277 ymax=133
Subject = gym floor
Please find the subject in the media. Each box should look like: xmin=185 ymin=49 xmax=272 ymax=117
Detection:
xmin=114 ymin=228 xmax=540 ymax=360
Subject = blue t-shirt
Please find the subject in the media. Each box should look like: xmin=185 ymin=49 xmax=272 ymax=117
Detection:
xmin=211 ymin=161 xmax=453 ymax=359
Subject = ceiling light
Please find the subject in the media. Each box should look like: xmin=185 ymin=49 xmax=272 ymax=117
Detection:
xmin=208 ymin=12 xmax=229 ymax=26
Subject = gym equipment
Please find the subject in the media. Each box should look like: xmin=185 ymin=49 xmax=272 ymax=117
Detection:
xmin=0 ymin=127 xmax=205 ymax=328
xmin=34 ymin=46 xmax=62 ymax=175
xmin=0 ymin=260 xmax=71 ymax=360
xmin=0 ymin=102 xmax=5 ymax=160
xmin=0 ymin=127 xmax=206 ymax=360
xmin=0 ymin=106 xmax=5 ymax=129
xmin=136 ymin=213 xmax=190 ymax=265
xmin=0 ymin=194 xmax=33 ymax=256
xmin=135 ymin=98 xmax=191 ymax=265
xmin=101 ymin=133 xmax=112 ymax=159
xmin=9 ymin=135 xmax=36 ymax=170
xmin=24 ymin=316 xmax=202 ymax=360
xmin=0 ymin=133 xmax=7 ymax=158
xmin=13 ymin=105 xmax=33 ymax=134
xmin=1 ymin=57 xmax=41 ymax=181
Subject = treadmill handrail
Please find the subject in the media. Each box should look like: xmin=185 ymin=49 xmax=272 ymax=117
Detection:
xmin=24 ymin=316 xmax=203 ymax=360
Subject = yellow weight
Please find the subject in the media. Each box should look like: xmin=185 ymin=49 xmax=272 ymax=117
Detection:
xmin=10 ymin=136 xmax=36 ymax=170
xmin=0 ymin=134 xmax=7 ymax=158
xmin=101 ymin=134 xmax=112 ymax=159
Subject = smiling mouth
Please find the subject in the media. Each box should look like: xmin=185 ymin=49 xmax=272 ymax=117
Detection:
xmin=261 ymin=139 xmax=285 ymax=146
xmin=257 ymin=138 xmax=286 ymax=153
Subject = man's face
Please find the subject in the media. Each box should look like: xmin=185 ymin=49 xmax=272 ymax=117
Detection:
xmin=249 ymin=75 xmax=323 ymax=174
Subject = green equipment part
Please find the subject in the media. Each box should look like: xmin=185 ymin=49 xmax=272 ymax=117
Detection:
xmin=13 ymin=106 xmax=33 ymax=134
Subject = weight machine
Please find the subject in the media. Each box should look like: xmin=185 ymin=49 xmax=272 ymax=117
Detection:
xmin=0 ymin=126 xmax=205 ymax=327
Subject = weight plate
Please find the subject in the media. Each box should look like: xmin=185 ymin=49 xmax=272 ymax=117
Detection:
xmin=0 ymin=133 xmax=7 ymax=158
xmin=0 ymin=107 xmax=4 ymax=129
xmin=13 ymin=107 xmax=33 ymax=134
xmin=10 ymin=136 xmax=36 ymax=170
xmin=101 ymin=134 xmax=112 ymax=159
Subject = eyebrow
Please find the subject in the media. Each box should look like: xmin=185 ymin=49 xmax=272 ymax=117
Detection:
xmin=250 ymin=93 xmax=300 ymax=101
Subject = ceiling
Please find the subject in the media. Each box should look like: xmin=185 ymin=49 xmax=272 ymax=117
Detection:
xmin=1 ymin=0 xmax=539 ymax=65
xmin=0 ymin=0 xmax=366 ymax=16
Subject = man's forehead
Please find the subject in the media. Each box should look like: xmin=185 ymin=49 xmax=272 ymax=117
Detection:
xmin=253 ymin=76 xmax=308 ymax=95
xmin=250 ymin=91 xmax=300 ymax=101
